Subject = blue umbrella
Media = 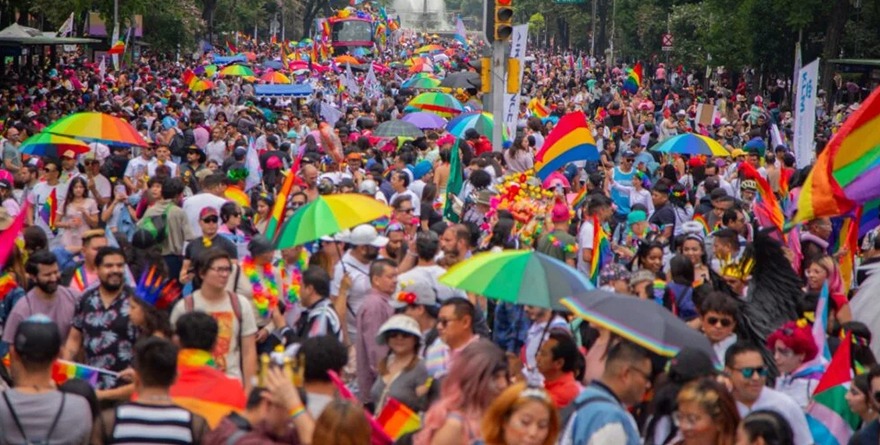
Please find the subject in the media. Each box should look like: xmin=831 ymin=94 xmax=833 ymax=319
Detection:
xmin=263 ymin=60 xmax=284 ymax=70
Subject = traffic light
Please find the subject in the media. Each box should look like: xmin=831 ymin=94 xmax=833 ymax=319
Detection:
xmin=494 ymin=0 xmax=514 ymax=41
xmin=506 ymin=58 xmax=520 ymax=93
xmin=480 ymin=57 xmax=491 ymax=94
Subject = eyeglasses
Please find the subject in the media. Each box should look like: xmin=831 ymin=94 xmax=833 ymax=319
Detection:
xmin=201 ymin=216 xmax=219 ymax=223
xmin=629 ymin=365 xmax=652 ymax=381
xmin=706 ymin=316 xmax=733 ymax=328
xmin=672 ymin=411 xmax=703 ymax=428
xmin=731 ymin=366 xmax=768 ymax=379
xmin=437 ymin=317 xmax=459 ymax=327
xmin=209 ymin=266 xmax=233 ymax=274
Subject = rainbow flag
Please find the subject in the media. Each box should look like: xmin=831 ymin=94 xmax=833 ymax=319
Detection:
xmin=740 ymin=161 xmax=784 ymax=233
xmin=170 ymin=349 xmax=246 ymax=428
xmin=622 ymin=62 xmax=642 ymax=95
xmin=40 ymin=188 xmax=57 ymax=233
xmin=51 ymin=360 xmax=100 ymax=387
xmin=693 ymin=213 xmax=711 ymax=235
xmin=266 ymin=169 xmax=298 ymax=242
xmin=321 ymin=20 xmax=332 ymax=42
xmin=589 ymin=215 xmax=612 ymax=285
xmin=528 ymin=98 xmax=550 ymax=118
xmin=226 ymin=40 xmax=237 ymax=54
xmin=859 ymin=198 xmax=880 ymax=238
xmin=806 ymin=332 xmax=860 ymax=445
xmin=224 ymin=186 xmax=250 ymax=208
xmin=107 ymin=40 xmax=125 ymax=55
xmin=831 ymin=215 xmax=859 ymax=292
xmin=376 ymin=397 xmax=421 ymax=441
xmin=534 ymin=112 xmax=598 ymax=180
xmin=794 ymin=86 xmax=880 ymax=224
xmin=0 ymin=201 xmax=27 ymax=275
xmin=569 ymin=189 xmax=587 ymax=210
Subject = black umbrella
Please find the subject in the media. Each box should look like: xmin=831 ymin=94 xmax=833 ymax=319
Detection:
xmin=440 ymin=71 xmax=481 ymax=90
xmin=372 ymin=120 xmax=425 ymax=138
xmin=561 ymin=290 xmax=718 ymax=364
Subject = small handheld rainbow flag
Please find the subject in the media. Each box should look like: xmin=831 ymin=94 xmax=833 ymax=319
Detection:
xmin=569 ymin=189 xmax=587 ymax=210
xmin=51 ymin=360 xmax=104 ymax=387
xmin=107 ymin=40 xmax=125 ymax=55
xmin=376 ymin=397 xmax=421 ymax=441
xmin=528 ymin=98 xmax=550 ymax=118
xmin=623 ymin=62 xmax=642 ymax=95
xmin=692 ymin=213 xmax=711 ymax=235
xmin=226 ymin=40 xmax=238 ymax=54
xmin=40 ymin=188 xmax=57 ymax=233
xmin=589 ymin=215 xmax=612 ymax=285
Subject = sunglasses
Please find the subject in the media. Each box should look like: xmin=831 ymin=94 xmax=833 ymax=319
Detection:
xmin=201 ymin=216 xmax=219 ymax=223
xmin=42 ymin=167 xmax=57 ymax=173
xmin=706 ymin=316 xmax=733 ymax=328
xmin=732 ymin=366 xmax=768 ymax=379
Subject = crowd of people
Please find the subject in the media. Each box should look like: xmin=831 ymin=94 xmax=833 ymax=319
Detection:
xmin=0 ymin=11 xmax=877 ymax=445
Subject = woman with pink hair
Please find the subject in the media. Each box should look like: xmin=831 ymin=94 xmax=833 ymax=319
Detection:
xmin=767 ymin=320 xmax=821 ymax=409
xmin=414 ymin=340 xmax=510 ymax=445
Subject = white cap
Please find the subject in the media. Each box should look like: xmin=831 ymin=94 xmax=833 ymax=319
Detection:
xmin=342 ymin=224 xmax=388 ymax=247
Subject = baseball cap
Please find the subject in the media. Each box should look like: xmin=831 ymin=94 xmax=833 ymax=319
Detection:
xmin=391 ymin=280 xmax=438 ymax=309
xmin=359 ymin=179 xmax=378 ymax=195
xmin=622 ymin=150 xmax=636 ymax=159
xmin=14 ymin=315 xmax=61 ymax=363
xmin=61 ymin=149 xmax=77 ymax=159
xmin=199 ymin=207 xmax=219 ymax=219
xmin=342 ymin=224 xmax=388 ymax=247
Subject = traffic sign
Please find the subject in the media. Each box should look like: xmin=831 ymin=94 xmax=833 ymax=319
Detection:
xmin=662 ymin=33 xmax=674 ymax=51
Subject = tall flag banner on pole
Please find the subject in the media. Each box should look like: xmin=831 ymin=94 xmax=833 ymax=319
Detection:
xmin=226 ymin=40 xmax=237 ymax=54
xmin=345 ymin=63 xmax=361 ymax=95
xmin=454 ymin=16 xmax=468 ymax=49
xmin=443 ymin=140 xmax=464 ymax=223
xmin=57 ymin=12 xmax=74 ymax=37
xmin=793 ymin=59 xmax=819 ymax=168
xmin=806 ymin=332 xmax=860 ymax=445
xmin=110 ymin=22 xmax=120 ymax=70
xmin=589 ymin=215 xmax=612 ymax=285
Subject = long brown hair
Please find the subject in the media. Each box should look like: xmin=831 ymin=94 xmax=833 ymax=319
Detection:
xmin=312 ymin=399 xmax=371 ymax=445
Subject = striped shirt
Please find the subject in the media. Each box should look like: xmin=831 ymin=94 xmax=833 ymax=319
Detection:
xmin=109 ymin=403 xmax=199 ymax=444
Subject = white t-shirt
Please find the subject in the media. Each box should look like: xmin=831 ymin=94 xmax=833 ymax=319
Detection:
xmin=147 ymin=159 xmax=179 ymax=177
xmin=577 ymin=219 xmax=596 ymax=276
xmin=169 ymin=291 xmax=258 ymax=380
xmin=182 ymin=192 xmax=229 ymax=237
xmin=124 ymin=156 xmax=152 ymax=182
xmin=27 ymin=181 xmax=68 ymax=246
xmin=735 ymin=387 xmax=813 ymax=445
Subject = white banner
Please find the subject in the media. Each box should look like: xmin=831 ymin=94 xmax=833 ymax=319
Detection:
xmin=502 ymin=24 xmax=529 ymax=141
xmin=793 ymin=58 xmax=819 ymax=168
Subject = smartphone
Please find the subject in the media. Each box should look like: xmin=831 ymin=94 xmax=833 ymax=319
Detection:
xmin=115 ymin=184 xmax=126 ymax=196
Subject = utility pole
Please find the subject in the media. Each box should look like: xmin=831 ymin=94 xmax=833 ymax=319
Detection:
xmin=491 ymin=40 xmax=506 ymax=152
xmin=590 ymin=0 xmax=597 ymax=57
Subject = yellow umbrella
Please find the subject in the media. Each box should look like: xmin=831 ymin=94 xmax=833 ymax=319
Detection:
xmin=260 ymin=71 xmax=291 ymax=84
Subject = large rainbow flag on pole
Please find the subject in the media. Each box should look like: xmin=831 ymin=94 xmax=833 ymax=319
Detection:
xmin=534 ymin=112 xmax=598 ymax=180
xmin=793 ymin=86 xmax=880 ymax=224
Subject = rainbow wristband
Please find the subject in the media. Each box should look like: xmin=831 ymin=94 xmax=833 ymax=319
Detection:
xmin=289 ymin=405 xmax=306 ymax=419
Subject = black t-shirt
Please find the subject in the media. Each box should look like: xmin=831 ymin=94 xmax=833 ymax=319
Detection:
xmin=650 ymin=202 xmax=676 ymax=235
xmin=184 ymin=235 xmax=238 ymax=262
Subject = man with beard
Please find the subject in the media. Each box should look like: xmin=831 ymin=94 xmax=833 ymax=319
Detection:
xmin=439 ymin=224 xmax=473 ymax=267
xmin=63 ymin=246 xmax=139 ymax=393
xmin=2 ymin=250 xmax=79 ymax=354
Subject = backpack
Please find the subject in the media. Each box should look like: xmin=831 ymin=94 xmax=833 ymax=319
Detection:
xmin=138 ymin=205 xmax=171 ymax=243
xmin=2 ymin=392 xmax=65 ymax=445
xmin=168 ymin=129 xmax=187 ymax=158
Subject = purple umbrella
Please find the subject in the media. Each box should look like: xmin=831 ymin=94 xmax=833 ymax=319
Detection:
xmin=401 ymin=111 xmax=447 ymax=129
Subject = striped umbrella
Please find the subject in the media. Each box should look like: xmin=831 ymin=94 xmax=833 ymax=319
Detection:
xmin=189 ymin=79 xmax=214 ymax=92
xmin=20 ymin=132 xmax=91 ymax=158
xmin=415 ymin=44 xmax=444 ymax=54
xmin=446 ymin=112 xmax=507 ymax=143
xmin=43 ymin=112 xmax=149 ymax=147
xmin=402 ymin=74 xmax=440 ymax=89
xmin=405 ymin=92 xmax=464 ymax=118
xmin=219 ymin=64 xmax=255 ymax=77
xmin=275 ymin=194 xmax=392 ymax=248
xmin=373 ymin=120 xmax=425 ymax=139
xmin=651 ymin=133 xmax=729 ymax=156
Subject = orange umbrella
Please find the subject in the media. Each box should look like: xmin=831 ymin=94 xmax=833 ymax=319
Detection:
xmin=334 ymin=55 xmax=359 ymax=65
xmin=260 ymin=71 xmax=291 ymax=84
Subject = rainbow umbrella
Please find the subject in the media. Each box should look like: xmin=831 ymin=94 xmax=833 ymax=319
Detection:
xmin=439 ymin=250 xmax=595 ymax=310
xmin=408 ymin=58 xmax=433 ymax=73
xmin=189 ymin=79 xmax=214 ymax=92
xmin=561 ymin=291 xmax=716 ymax=361
xmin=275 ymin=194 xmax=392 ymax=248
xmin=20 ymin=132 xmax=91 ymax=158
xmin=651 ymin=133 xmax=729 ymax=156
xmin=219 ymin=64 xmax=255 ymax=77
xmin=44 ymin=112 xmax=149 ymax=147
xmin=415 ymin=44 xmax=444 ymax=54
xmin=204 ymin=64 xmax=218 ymax=77
xmin=402 ymin=74 xmax=440 ymax=89
xmin=446 ymin=111 xmax=507 ymax=143
xmin=260 ymin=71 xmax=291 ymax=84
xmin=405 ymin=92 xmax=464 ymax=118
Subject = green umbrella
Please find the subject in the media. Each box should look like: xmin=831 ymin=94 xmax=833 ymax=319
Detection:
xmin=439 ymin=250 xmax=595 ymax=310
xmin=275 ymin=193 xmax=391 ymax=248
